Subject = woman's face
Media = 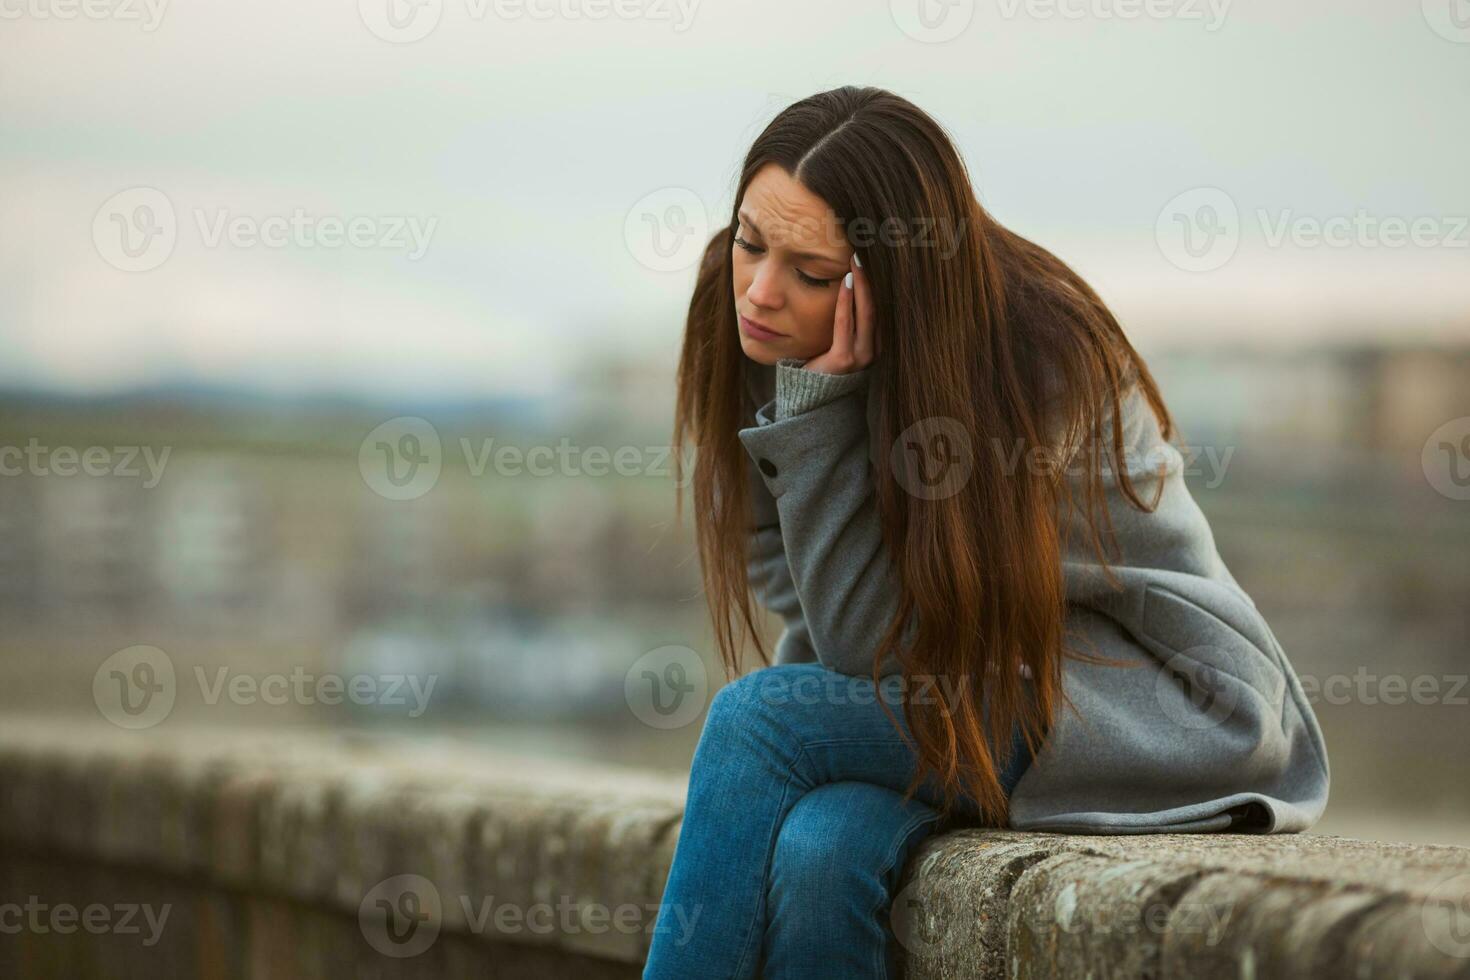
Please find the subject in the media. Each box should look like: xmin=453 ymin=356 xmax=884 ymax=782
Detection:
xmin=732 ymin=163 xmax=854 ymax=365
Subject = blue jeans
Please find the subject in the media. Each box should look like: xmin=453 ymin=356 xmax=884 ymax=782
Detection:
xmin=643 ymin=662 xmax=1033 ymax=980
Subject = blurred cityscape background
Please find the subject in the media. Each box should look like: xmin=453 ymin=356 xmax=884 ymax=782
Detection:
xmin=1 ymin=0 xmax=1468 ymax=851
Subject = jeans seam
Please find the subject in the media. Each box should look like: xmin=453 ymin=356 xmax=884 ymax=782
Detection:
xmin=782 ymin=731 xmax=938 ymax=980
xmin=727 ymin=709 xmax=809 ymax=980
xmin=867 ymin=809 xmax=941 ymax=980
xmin=730 ymin=677 xmax=923 ymax=980
xmin=799 ymin=737 xmax=910 ymax=749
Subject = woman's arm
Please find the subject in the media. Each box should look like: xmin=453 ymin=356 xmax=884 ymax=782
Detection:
xmin=741 ymin=362 xmax=817 ymax=665
xmin=745 ymin=473 xmax=817 ymax=666
xmin=738 ymin=359 xmax=905 ymax=677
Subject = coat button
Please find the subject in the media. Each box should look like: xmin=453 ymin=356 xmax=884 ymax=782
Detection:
xmin=758 ymin=458 xmax=778 ymax=478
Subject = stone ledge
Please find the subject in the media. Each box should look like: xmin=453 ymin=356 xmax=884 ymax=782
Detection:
xmin=0 ymin=717 xmax=687 ymax=968
xmin=895 ymin=830 xmax=1470 ymax=979
xmin=2 ymin=717 xmax=1468 ymax=979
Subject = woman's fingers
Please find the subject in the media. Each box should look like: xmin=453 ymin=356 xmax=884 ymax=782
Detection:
xmin=850 ymin=255 xmax=875 ymax=367
xmin=830 ymin=268 xmax=854 ymax=364
xmin=802 ymin=252 xmax=873 ymax=376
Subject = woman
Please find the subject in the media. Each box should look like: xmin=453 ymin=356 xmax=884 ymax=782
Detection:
xmin=645 ymin=86 xmax=1329 ymax=980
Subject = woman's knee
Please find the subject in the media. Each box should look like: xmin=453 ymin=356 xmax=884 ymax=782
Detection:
xmin=704 ymin=664 xmax=826 ymax=730
xmin=771 ymin=782 xmax=939 ymax=891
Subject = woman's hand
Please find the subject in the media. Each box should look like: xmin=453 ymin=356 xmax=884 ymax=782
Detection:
xmin=803 ymin=254 xmax=877 ymax=375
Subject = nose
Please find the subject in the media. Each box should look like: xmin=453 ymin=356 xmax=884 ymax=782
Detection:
xmin=745 ymin=261 xmax=784 ymax=311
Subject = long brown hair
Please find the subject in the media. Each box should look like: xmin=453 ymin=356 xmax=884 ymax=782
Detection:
xmin=670 ymin=85 xmax=1175 ymax=826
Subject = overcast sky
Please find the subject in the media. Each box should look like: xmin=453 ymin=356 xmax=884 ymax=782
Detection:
xmin=1 ymin=0 xmax=1466 ymax=399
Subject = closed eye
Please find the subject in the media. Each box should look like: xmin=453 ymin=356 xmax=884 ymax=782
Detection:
xmin=734 ymin=235 xmax=838 ymax=289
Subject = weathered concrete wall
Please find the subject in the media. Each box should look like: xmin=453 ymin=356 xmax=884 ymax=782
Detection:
xmin=893 ymin=830 xmax=1470 ymax=979
xmin=2 ymin=717 xmax=1468 ymax=979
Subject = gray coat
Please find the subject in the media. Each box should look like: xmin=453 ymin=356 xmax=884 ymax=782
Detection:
xmin=736 ymin=358 xmax=1330 ymax=834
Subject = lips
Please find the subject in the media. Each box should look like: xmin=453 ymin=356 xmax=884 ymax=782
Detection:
xmin=740 ymin=314 xmax=785 ymax=340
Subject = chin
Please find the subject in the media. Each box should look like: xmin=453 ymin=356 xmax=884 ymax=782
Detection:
xmin=738 ymin=337 xmax=783 ymax=366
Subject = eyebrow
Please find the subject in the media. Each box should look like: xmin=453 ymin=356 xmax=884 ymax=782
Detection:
xmin=737 ymin=209 xmax=846 ymax=266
